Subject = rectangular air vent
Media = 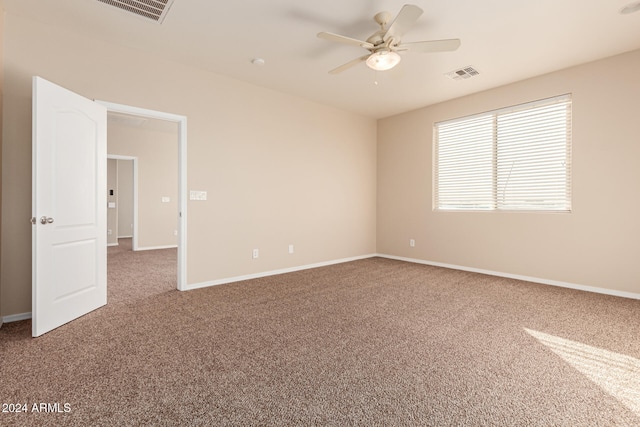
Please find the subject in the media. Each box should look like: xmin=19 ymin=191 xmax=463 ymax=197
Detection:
xmin=445 ymin=66 xmax=480 ymax=81
xmin=96 ymin=0 xmax=175 ymax=23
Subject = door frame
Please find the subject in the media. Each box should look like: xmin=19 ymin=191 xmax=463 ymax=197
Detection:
xmin=107 ymin=155 xmax=138 ymax=249
xmin=98 ymin=101 xmax=187 ymax=291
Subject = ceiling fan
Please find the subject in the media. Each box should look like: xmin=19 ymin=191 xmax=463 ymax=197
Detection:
xmin=317 ymin=4 xmax=460 ymax=74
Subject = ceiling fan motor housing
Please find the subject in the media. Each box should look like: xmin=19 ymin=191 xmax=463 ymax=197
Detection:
xmin=366 ymin=31 xmax=388 ymax=48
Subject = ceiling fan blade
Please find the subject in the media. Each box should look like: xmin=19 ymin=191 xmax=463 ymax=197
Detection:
xmin=383 ymin=4 xmax=423 ymax=42
xmin=329 ymin=55 xmax=370 ymax=74
xmin=397 ymin=39 xmax=461 ymax=53
xmin=317 ymin=32 xmax=374 ymax=49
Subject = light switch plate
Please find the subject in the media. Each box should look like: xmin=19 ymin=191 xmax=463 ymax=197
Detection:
xmin=189 ymin=190 xmax=207 ymax=201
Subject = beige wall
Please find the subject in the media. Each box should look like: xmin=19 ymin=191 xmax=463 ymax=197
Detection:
xmin=117 ymin=159 xmax=134 ymax=238
xmin=0 ymin=13 xmax=377 ymax=316
xmin=108 ymin=119 xmax=178 ymax=249
xmin=377 ymin=49 xmax=640 ymax=294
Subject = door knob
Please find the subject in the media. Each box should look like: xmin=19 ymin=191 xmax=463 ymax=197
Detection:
xmin=40 ymin=216 xmax=54 ymax=224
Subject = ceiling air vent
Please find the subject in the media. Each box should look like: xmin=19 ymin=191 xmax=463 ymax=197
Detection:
xmin=445 ymin=66 xmax=480 ymax=81
xmin=96 ymin=0 xmax=175 ymax=24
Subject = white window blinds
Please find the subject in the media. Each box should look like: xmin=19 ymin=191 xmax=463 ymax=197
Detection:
xmin=434 ymin=94 xmax=572 ymax=212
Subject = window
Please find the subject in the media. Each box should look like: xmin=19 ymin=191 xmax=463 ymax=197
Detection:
xmin=434 ymin=94 xmax=572 ymax=212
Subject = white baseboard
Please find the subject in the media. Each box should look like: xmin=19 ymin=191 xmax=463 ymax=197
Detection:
xmin=7 ymin=255 xmax=633 ymax=325
xmin=135 ymin=245 xmax=178 ymax=251
xmin=118 ymin=235 xmax=133 ymax=238
xmin=185 ymin=254 xmax=378 ymax=291
xmin=107 ymin=243 xmax=119 ymax=247
xmin=377 ymin=254 xmax=640 ymax=300
xmin=2 ymin=312 xmax=32 ymax=323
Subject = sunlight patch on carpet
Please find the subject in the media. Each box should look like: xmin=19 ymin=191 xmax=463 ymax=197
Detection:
xmin=525 ymin=328 xmax=640 ymax=415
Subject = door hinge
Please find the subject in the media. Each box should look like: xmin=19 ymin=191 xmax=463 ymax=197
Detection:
xmin=30 ymin=217 xmax=36 ymax=225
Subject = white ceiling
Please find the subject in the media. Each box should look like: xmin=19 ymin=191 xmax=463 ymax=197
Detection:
xmin=4 ymin=0 xmax=640 ymax=118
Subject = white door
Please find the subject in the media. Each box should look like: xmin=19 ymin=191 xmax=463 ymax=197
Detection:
xmin=32 ymin=77 xmax=107 ymax=337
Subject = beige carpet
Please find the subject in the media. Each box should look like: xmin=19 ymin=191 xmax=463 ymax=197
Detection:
xmin=1 ymin=239 xmax=640 ymax=426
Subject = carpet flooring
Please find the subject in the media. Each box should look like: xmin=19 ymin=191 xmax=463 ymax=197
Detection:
xmin=1 ymin=239 xmax=640 ymax=426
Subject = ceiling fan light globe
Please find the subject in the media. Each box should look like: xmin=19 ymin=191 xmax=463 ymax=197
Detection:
xmin=366 ymin=50 xmax=401 ymax=71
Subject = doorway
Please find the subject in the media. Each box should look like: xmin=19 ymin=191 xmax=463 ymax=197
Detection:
xmin=97 ymin=101 xmax=187 ymax=291
xmin=106 ymin=156 xmax=137 ymax=248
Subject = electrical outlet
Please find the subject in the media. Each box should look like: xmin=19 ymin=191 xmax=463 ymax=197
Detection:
xmin=252 ymin=249 xmax=259 ymax=259
xmin=288 ymin=244 xmax=294 ymax=254
xmin=173 ymin=230 xmax=178 ymax=236
xmin=410 ymin=239 xmax=415 ymax=247
xmin=107 ymin=229 xmax=112 ymax=235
